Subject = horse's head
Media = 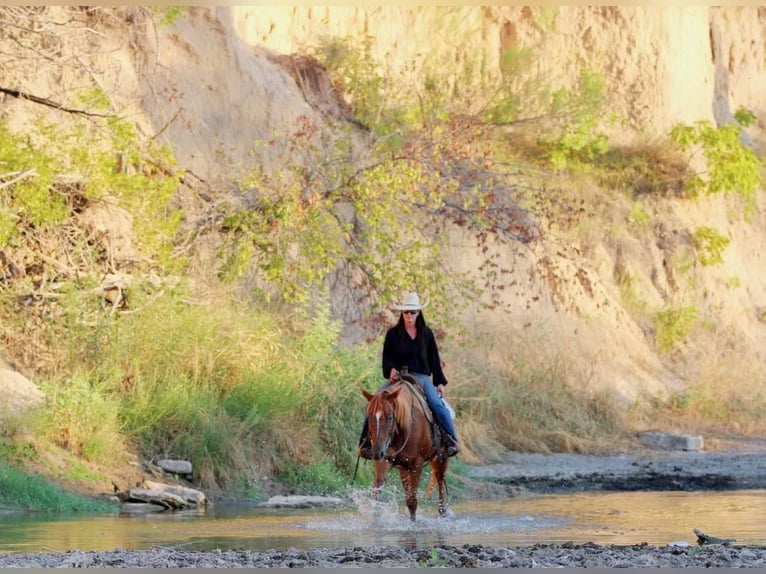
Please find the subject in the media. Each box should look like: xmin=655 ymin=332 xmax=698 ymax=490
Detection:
xmin=362 ymin=384 xmax=404 ymax=461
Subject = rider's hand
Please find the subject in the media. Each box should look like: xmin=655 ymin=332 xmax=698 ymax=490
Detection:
xmin=436 ymin=384 xmax=445 ymax=398
xmin=389 ymin=368 xmax=399 ymax=381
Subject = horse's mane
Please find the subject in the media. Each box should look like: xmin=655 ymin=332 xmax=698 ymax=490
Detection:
xmin=371 ymin=382 xmax=413 ymax=431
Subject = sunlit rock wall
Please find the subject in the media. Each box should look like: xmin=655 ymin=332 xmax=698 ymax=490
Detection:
xmin=230 ymin=6 xmax=766 ymax=146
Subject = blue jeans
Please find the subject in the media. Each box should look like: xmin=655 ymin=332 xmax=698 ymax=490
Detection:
xmin=359 ymin=374 xmax=458 ymax=442
xmin=410 ymin=372 xmax=457 ymax=439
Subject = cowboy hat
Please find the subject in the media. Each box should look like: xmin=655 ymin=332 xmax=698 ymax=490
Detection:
xmin=394 ymin=292 xmax=428 ymax=311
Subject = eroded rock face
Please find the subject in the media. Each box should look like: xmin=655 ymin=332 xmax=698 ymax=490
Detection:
xmin=229 ymin=6 xmax=766 ymax=146
xmin=2 ymin=6 xmax=766 ymax=416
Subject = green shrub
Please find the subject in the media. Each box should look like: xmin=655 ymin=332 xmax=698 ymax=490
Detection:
xmin=691 ymin=226 xmax=730 ymax=266
xmin=653 ymin=305 xmax=699 ymax=354
xmin=670 ymin=108 xmax=763 ymax=220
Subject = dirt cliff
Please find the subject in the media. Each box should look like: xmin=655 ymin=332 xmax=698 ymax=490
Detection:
xmin=2 ymin=6 xmax=766 ymax=414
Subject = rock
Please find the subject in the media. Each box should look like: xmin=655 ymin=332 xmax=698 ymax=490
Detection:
xmin=143 ymin=480 xmax=206 ymax=507
xmin=125 ymin=488 xmax=189 ymax=510
xmin=0 ymin=366 xmax=43 ymax=418
xmin=157 ymin=459 xmax=193 ymax=475
xmin=694 ymin=528 xmax=736 ymax=546
xmin=257 ymin=495 xmax=347 ymax=509
xmin=638 ymin=432 xmax=704 ymax=451
xmin=119 ymin=502 xmax=168 ymax=514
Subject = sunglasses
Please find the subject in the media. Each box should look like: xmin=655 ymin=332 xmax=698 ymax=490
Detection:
xmin=403 ymin=310 xmax=419 ymax=315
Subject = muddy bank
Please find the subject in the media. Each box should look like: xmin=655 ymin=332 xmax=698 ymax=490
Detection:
xmin=466 ymin=448 xmax=766 ymax=494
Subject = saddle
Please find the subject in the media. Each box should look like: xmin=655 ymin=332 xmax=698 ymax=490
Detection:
xmin=394 ymin=369 xmax=445 ymax=453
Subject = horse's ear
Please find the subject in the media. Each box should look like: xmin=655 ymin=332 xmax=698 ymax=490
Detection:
xmin=386 ymin=387 xmax=401 ymax=400
xmin=361 ymin=387 xmax=374 ymax=402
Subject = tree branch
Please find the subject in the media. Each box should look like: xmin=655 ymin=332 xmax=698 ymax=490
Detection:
xmin=0 ymin=86 xmax=114 ymax=118
xmin=0 ymin=169 xmax=37 ymax=191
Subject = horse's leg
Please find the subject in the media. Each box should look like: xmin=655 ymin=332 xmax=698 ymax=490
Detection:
xmin=398 ymin=466 xmax=422 ymax=522
xmin=372 ymin=461 xmax=390 ymax=500
xmin=371 ymin=461 xmax=391 ymax=525
xmin=431 ymin=458 xmax=450 ymax=517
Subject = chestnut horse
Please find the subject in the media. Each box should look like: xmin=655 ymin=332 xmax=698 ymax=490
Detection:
xmin=361 ymin=377 xmax=449 ymax=521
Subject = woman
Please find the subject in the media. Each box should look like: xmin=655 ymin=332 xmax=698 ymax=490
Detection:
xmin=358 ymin=292 xmax=460 ymax=458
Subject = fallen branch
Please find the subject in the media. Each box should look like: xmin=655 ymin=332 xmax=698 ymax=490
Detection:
xmin=0 ymin=169 xmax=37 ymax=191
xmin=0 ymin=86 xmax=114 ymax=118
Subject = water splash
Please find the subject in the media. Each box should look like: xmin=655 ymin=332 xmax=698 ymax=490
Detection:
xmin=304 ymin=488 xmax=567 ymax=539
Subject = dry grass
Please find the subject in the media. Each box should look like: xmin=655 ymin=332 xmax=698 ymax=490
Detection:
xmin=593 ymin=140 xmax=690 ymax=197
xmin=447 ymin=330 xmax=632 ymax=458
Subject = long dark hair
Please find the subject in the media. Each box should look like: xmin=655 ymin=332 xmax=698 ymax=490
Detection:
xmin=395 ymin=310 xmax=429 ymax=369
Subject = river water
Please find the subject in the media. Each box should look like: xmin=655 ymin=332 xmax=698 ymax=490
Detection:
xmin=1 ymin=489 xmax=764 ymax=554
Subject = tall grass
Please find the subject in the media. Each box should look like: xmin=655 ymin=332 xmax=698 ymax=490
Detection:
xmin=38 ymin=285 xmax=382 ymax=493
xmin=449 ymin=331 xmax=628 ymax=459
xmin=635 ymin=350 xmax=766 ymax=436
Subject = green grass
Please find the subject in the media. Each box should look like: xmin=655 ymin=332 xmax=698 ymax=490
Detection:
xmin=0 ymin=460 xmax=114 ymax=513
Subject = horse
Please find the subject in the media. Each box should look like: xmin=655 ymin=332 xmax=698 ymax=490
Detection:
xmin=360 ymin=376 xmax=450 ymax=521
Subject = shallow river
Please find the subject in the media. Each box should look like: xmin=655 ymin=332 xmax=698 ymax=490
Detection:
xmin=1 ymin=489 xmax=764 ymax=554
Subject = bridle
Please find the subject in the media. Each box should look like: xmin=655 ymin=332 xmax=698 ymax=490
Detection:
xmin=369 ymin=388 xmax=413 ymax=460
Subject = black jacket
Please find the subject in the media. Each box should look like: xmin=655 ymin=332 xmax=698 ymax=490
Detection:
xmin=381 ymin=323 xmax=448 ymax=386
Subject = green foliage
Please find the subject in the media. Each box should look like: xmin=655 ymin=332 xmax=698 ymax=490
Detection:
xmin=483 ymin=59 xmax=613 ymax=171
xmin=546 ymin=70 xmax=610 ymax=170
xmin=317 ymin=35 xmax=394 ymax=138
xmin=0 ymin=460 xmax=113 ymax=513
xmin=0 ymin=121 xmax=67 ymax=245
xmin=653 ymin=305 xmax=699 ymax=354
xmin=77 ymin=291 xmax=288 ymax=487
xmin=628 ymin=202 xmax=651 ymax=227
xmin=291 ymin=311 xmax=380 ymax=474
xmin=691 ymin=225 xmax=730 ymax=266
xmin=669 ymin=109 xmax=763 ymax=219
xmin=0 ymin=436 xmax=37 ymax=464
xmin=0 ymin=101 xmax=183 ymax=266
xmin=218 ymin=38 xmax=548 ymax=315
xmin=55 ymin=287 xmax=380 ymax=490
xmin=418 ymin=549 xmax=447 ymax=568
xmin=218 ymin=130 xmax=463 ymax=311
xmin=483 ymin=45 xmax=537 ymax=125
xmin=150 ymin=6 xmax=186 ymax=26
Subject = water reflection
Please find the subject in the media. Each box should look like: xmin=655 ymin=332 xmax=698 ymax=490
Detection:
xmin=1 ymin=489 xmax=764 ymax=554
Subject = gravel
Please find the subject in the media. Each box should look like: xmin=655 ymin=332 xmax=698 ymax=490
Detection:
xmin=1 ymin=542 xmax=765 ymax=568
